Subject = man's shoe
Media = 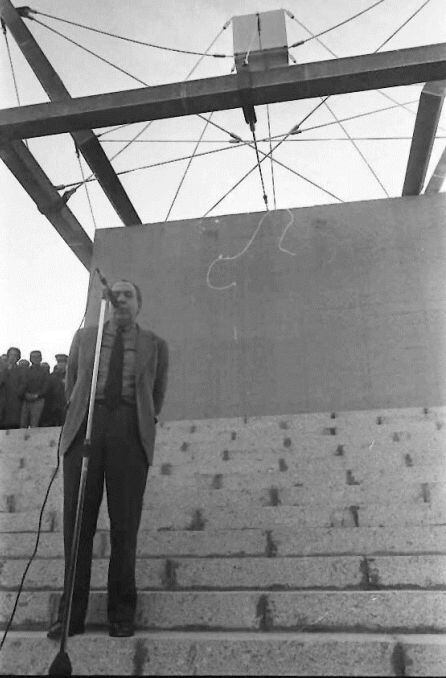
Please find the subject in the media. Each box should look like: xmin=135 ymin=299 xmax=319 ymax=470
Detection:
xmin=46 ymin=620 xmax=85 ymax=640
xmin=108 ymin=622 xmax=134 ymax=637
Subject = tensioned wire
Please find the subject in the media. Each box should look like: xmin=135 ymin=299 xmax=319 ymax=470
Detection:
xmin=40 ymin=22 xmax=232 ymax=199
xmin=54 ymin=99 xmax=420 ymax=191
xmin=29 ymin=14 xmax=332 ymax=202
xmin=2 ymin=20 xmax=29 ymax=149
xmin=162 ymin=22 xmax=233 ymax=221
xmin=202 ymin=0 xmax=436 ymax=216
xmin=288 ymin=0 xmax=387 ymax=48
xmin=286 ymin=0 xmax=435 ymax=197
xmin=25 ymin=6 xmax=231 ymax=58
xmin=31 ymin=1 xmax=435 ymax=207
xmin=27 ymin=0 xmax=391 ymax=60
xmin=2 ymin=20 xmax=21 ymax=105
xmin=98 ymin=135 xmax=440 ymax=144
xmin=284 ymin=5 xmax=442 ymax=131
xmin=24 ymin=1 xmax=399 ymax=204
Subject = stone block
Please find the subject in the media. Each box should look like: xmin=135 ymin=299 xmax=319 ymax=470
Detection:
xmin=0 ymin=631 xmax=405 ymax=676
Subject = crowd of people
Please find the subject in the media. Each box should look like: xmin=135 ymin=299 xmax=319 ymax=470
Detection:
xmin=0 ymin=347 xmax=68 ymax=429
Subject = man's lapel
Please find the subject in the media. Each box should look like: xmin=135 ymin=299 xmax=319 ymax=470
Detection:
xmin=135 ymin=327 xmax=156 ymax=381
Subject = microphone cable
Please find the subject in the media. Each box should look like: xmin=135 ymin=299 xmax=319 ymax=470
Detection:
xmin=0 ymin=269 xmax=98 ymax=652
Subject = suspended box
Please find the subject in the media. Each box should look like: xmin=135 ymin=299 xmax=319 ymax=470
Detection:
xmin=232 ymin=9 xmax=289 ymax=72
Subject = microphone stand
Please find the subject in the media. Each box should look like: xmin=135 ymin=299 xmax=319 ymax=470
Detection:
xmin=49 ymin=291 xmax=109 ymax=677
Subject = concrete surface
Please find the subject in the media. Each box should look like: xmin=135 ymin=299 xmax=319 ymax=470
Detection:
xmin=89 ymin=194 xmax=446 ymax=419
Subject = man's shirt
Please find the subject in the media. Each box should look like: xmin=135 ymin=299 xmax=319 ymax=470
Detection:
xmin=95 ymin=322 xmax=137 ymax=404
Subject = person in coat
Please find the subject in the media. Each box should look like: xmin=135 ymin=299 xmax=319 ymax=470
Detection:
xmin=0 ymin=347 xmax=26 ymax=429
xmin=47 ymin=279 xmax=168 ymax=639
xmin=40 ymin=354 xmax=68 ymax=427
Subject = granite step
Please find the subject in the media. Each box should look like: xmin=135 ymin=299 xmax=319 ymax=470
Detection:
xmin=2 ymin=554 xmax=446 ymax=591
xmin=2 ymin=499 xmax=446 ymax=533
xmin=2 ymin=590 xmax=446 ymax=632
xmin=3 ymin=476 xmax=446 ymax=513
xmin=3 ymin=525 xmax=446 ymax=559
xmin=2 ymin=631 xmax=445 ymax=676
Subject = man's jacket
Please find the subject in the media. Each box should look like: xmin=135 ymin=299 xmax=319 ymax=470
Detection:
xmin=60 ymin=324 xmax=168 ymax=465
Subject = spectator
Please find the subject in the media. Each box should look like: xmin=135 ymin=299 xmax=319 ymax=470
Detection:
xmin=0 ymin=347 xmax=26 ymax=429
xmin=41 ymin=362 xmax=50 ymax=374
xmin=41 ymin=354 xmax=68 ymax=427
xmin=20 ymin=350 xmax=49 ymax=428
xmin=18 ymin=359 xmax=30 ymax=369
xmin=1 ymin=354 xmax=7 ymax=364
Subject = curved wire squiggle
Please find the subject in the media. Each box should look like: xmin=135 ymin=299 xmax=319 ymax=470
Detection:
xmin=277 ymin=209 xmax=297 ymax=256
xmin=206 ymin=211 xmax=270 ymax=290
xmin=207 ymin=209 xmax=303 ymax=290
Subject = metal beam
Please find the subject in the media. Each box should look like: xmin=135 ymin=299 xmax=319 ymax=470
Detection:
xmin=0 ymin=0 xmax=142 ymax=226
xmin=0 ymin=139 xmax=93 ymax=268
xmin=425 ymin=143 xmax=446 ymax=193
xmin=402 ymin=80 xmax=446 ymax=195
xmin=0 ymin=43 xmax=445 ymax=140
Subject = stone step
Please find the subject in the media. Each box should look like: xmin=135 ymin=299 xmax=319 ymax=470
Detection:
xmin=2 ymin=462 xmax=445 ymax=507
xmin=0 ymin=555 xmax=363 ymax=590
xmin=2 ymin=631 xmax=445 ymax=676
xmin=2 ymin=590 xmax=446 ymax=631
xmin=3 ymin=437 xmax=446 ymax=473
xmin=153 ymin=430 xmax=446 ymax=459
xmin=2 ymin=554 xmax=446 ymax=592
xmin=2 ymin=499 xmax=446 ymax=533
xmin=1 ymin=404 xmax=443 ymax=436
xmin=3 ymin=473 xmax=446 ymax=513
xmin=2 ymin=413 xmax=445 ymax=467
xmin=3 ymin=525 xmax=446 ymax=560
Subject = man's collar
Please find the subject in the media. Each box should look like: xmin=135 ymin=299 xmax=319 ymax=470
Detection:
xmin=108 ymin=319 xmax=137 ymax=333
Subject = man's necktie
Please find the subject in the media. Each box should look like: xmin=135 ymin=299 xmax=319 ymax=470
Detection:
xmin=104 ymin=327 xmax=124 ymax=410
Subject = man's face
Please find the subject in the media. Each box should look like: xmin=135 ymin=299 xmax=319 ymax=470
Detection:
xmin=30 ymin=351 xmax=42 ymax=365
xmin=111 ymin=281 xmax=139 ymax=327
xmin=7 ymin=350 xmax=20 ymax=366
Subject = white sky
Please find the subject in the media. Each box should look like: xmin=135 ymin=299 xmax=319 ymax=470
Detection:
xmin=1 ymin=0 xmax=445 ymax=365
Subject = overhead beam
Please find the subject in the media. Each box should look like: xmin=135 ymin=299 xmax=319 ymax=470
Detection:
xmin=425 ymin=143 xmax=446 ymax=193
xmin=0 ymin=139 xmax=92 ymax=268
xmin=0 ymin=0 xmax=142 ymax=226
xmin=0 ymin=43 xmax=445 ymax=140
xmin=402 ymin=79 xmax=446 ymax=195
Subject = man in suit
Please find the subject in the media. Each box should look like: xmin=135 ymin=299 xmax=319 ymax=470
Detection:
xmin=47 ymin=279 xmax=168 ymax=639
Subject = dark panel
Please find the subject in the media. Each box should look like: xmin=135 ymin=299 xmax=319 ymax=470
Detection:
xmin=88 ymin=194 xmax=446 ymax=420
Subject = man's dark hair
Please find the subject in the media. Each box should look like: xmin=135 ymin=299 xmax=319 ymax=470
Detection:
xmin=120 ymin=279 xmax=142 ymax=310
xmin=7 ymin=346 xmax=21 ymax=360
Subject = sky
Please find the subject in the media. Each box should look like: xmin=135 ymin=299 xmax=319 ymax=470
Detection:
xmin=1 ymin=0 xmax=445 ymax=366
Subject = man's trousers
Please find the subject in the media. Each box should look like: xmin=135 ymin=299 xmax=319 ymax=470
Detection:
xmin=58 ymin=402 xmax=149 ymax=627
xmin=20 ymin=398 xmax=45 ymax=427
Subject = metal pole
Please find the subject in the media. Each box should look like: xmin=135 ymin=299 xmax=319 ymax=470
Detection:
xmin=49 ymin=294 xmax=108 ymax=676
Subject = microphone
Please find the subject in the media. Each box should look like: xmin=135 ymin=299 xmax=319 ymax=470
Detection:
xmin=95 ymin=269 xmax=119 ymax=307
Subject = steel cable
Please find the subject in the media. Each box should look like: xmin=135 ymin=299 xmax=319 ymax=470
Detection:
xmin=26 ymin=7 xmax=231 ymax=58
